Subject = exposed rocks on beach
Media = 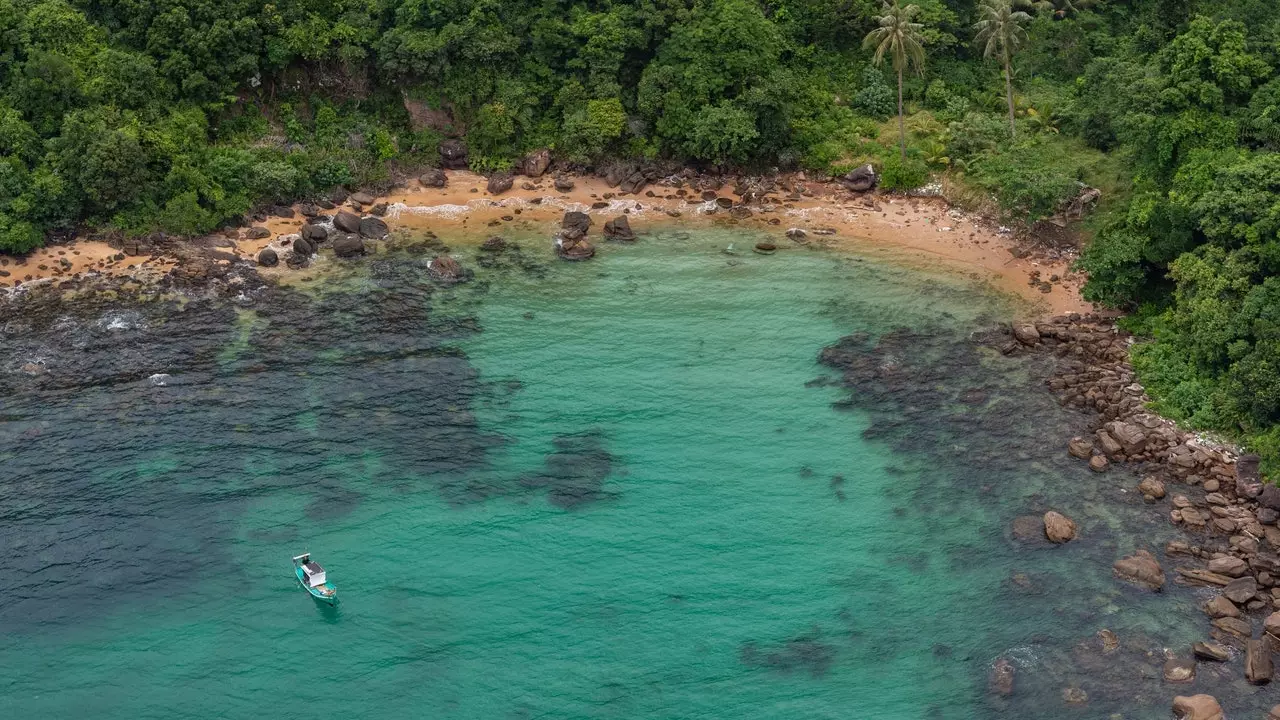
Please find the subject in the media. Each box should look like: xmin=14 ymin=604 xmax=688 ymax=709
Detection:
xmin=555 ymin=211 xmax=595 ymax=261
xmin=1000 ymin=312 xmax=1280 ymax=703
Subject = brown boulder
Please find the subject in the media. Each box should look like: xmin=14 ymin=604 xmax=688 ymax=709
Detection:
xmin=556 ymin=237 xmax=595 ymax=261
xmin=1203 ymin=595 xmax=1240 ymax=619
xmin=553 ymin=176 xmax=575 ymax=192
xmin=351 ymin=191 xmax=375 ymax=205
xmin=334 ymin=211 xmax=362 ymax=233
xmin=1269 ymin=704 xmax=1280 ymax=720
xmin=520 ymin=148 xmax=551 ymax=177
xmin=487 ymin=173 xmax=514 ymax=195
xmin=332 ymin=234 xmax=365 ymax=258
xmin=1192 ymin=641 xmax=1230 ymax=662
xmin=1211 ymin=616 xmax=1251 ymax=639
xmin=1089 ymin=455 xmax=1109 ymax=472
xmin=1095 ymin=430 xmax=1124 ymax=458
xmin=560 ymin=211 xmax=592 ymax=240
xmin=1067 ymin=436 xmax=1093 ymax=459
xmin=1013 ymin=324 xmax=1040 ymax=345
xmin=1138 ymin=476 xmax=1166 ymax=500
xmin=1043 ymin=511 xmax=1077 ymax=543
xmin=1206 ymin=555 xmax=1248 ymax=578
xmin=256 ymin=248 xmax=278 ymax=267
xmin=1104 ymin=420 xmax=1148 ymax=454
xmin=603 ymin=215 xmax=636 ymax=241
xmin=1265 ymin=611 xmax=1280 ymax=639
xmin=1171 ymin=695 xmax=1223 ymax=720
xmin=359 ymin=217 xmax=388 ymax=239
xmin=1247 ymin=637 xmax=1274 ymax=684
xmin=246 ymin=226 xmax=271 ymax=239
xmin=420 ymin=168 xmax=447 ymax=187
xmin=429 ymin=255 xmax=462 ymax=281
xmin=1113 ymin=549 xmax=1164 ymax=591
xmin=1223 ymin=575 xmax=1258 ymax=604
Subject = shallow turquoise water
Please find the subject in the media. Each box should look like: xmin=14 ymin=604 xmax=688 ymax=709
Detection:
xmin=0 ymin=228 xmax=1262 ymax=718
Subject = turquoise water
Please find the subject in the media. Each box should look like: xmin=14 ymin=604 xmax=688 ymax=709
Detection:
xmin=0 ymin=228 xmax=1264 ymax=718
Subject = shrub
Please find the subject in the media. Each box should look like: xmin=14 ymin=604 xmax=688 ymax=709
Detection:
xmin=878 ymin=154 xmax=929 ymax=191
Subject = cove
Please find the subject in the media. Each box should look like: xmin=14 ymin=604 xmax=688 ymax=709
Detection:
xmin=0 ymin=228 xmax=1232 ymax=719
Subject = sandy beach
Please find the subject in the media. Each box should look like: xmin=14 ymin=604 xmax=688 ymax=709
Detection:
xmin=4 ymin=170 xmax=1094 ymax=316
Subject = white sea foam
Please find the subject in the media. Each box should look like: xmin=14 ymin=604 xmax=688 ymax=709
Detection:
xmin=148 ymin=373 xmax=171 ymax=387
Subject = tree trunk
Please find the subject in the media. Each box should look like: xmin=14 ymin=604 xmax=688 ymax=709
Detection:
xmin=1004 ymin=51 xmax=1016 ymax=138
xmin=897 ymin=65 xmax=906 ymax=161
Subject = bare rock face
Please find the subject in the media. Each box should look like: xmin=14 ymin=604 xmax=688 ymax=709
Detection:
xmin=1113 ymin=549 xmax=1164 ymax=591
xmin=350 ymin=191 xmax=375 ymax=205
xmin=359 ymin=217 xmax=388 ymax=239
xmin=1246 ymin=637 xmax=1274 ymax=684
xmin=1104 ymin=420 xmax=1148 ymax=454
xmin=1067 ymin=436 xmax=1094 ymax=459
xmin=1171 ymin=695 xmax=1223 ymax=720
xmin=1043 ymin=511 xmax=1077 ymax=543
xmin=1095 ymin=430 xmax=1124 ymax=458
xmin=1211 ymin=616 xmax=1251 ymax=639
xmin=1138 ymin=476 xmax=1166 ymax=500
xmin=559 ymin=211 xmax=592 ymax=241
xmin=556 ymin=237 xmax=595 ymax=261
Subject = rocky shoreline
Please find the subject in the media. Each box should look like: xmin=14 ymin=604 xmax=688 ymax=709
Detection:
xmin=1001 ymin=314 xmax=1279 ymax=719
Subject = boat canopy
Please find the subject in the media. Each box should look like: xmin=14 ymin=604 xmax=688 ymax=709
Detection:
xmin=302 ymin=561 xmax=326 ymax=587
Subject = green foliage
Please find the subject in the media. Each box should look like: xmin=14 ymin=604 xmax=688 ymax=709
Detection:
xmin=852 ymin=67 xmax=896 ymax=119
xmin=877 ymin=153 xmax=929 ymax=189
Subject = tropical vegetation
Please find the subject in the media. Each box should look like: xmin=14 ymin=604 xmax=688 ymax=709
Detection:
xmin=1 ymin=0 xmax=1279 ymax=471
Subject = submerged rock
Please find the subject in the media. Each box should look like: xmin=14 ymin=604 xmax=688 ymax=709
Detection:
xmin=1067 ymin=436 xmax=1093 ymax=459
xmin=1162 ymin=657 xmax=1196 ymax=683
xmin=1043 ymin=511 xmax=1076 ymax=543
xmin=428 ymin=255 xmax=463 ymax=282
xmin=1113 ymin=549 xmax=1164 ymax=591
xmin=1192 ymin=641 xmax=1230 ymax=662
xmin=988 ymin=656 xmax=1015 ymax=696
xmin=332 ymin=234 xmax=365 ymax=258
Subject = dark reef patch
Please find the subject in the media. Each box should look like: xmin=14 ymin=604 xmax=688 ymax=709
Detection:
xmin=518 ymin=431 xmax=617 ymax=509
xmin=739 ymin=626 xmax=837 ymax=678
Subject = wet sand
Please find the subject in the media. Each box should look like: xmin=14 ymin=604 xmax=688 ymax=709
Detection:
xmin=6 ymin=171 xmax=1093 ymax=317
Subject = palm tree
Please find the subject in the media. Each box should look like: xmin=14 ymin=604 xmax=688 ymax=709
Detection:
xmin=863 ymin=1 xmax=927 ymax=161
xmin=973 ymin=0 xmax=1031 ymax=137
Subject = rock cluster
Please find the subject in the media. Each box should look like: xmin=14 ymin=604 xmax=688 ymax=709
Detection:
xmin=555 ymin=211 xmax=595 ymax=261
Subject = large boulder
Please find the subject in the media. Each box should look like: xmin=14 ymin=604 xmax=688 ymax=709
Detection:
xmin=842 ymin=164 xmax=878 ymax=192
xmin=429 ymin=255 xmax=463 ymax=282
xmin=334 ymin=211 xmax=362 ymax=233
xmin=1043 ymin=511 xmax=1077 ymax=543
xmin=1259 ymin=484 xmax=1280 ymax=511
xmin=554 ymin=176 xmax=575 ymax=192
xmin=1206 ymin=555 xmax=1248 ymax=578
xmin=439 ymin=138 xmax=468 ymax=169
xmin=1088 ymin=455 xmax=1109 ymax=473
xmin=359 ymin=217 xmax=388 ymax=239
xmin=257 ymin=247 xmax=278 ymax=267
xmin=293 ymin=236 xmax=314 ymax=256
xmin=1067 ymin=437 xmax=1094 ymax=459
xmin=520 ymin=148 xmax=551 ymax=178
xmin=487 ymin=173 xmax=514 ymax=195
xmin=556 ymin=237 xmax=595 ymax=261
xmin=301 ymin=224 xmax=328 ymax=244
xmin=420 ymin=168 xmax=447 ymax=187
xmin=619 ymin=171 xmax=648 ymax=195
xmin=1247 ymin=638 xmax=1274 ymax=684
xmin=1013 ymin=324 xmax=1040 ymax=345
xmin=560 ymin=211 xmax=592 ymax=240
xmin=1203 ymin=595 xmax=1240 ymax=619
xmin=246 ymin=226 xmax=271 ymax=239
xmin=1113 ymin=549 xmax=1165 ymax=591
xmin=1163 ymin=657 xmax=1196 ymax=683
xmin=603 ymin=215 xmax=636 ymax=241
xmin=1104 ymin=420 xmax=1148 ymax=454
xmin=1137 ymin=476 xmax=1166 ymax=500
xmin=1192 ymin=642 xmax=1230 ymax=662
xmin=1172 ymin=695 xmax=1224 ymax=720
xmin=332 ymin=234 xmax=365 ymax=258
xmin=351 ymin=191 xmax=376 ymax=205
xmin=1223 ymin=575 xmax=1258 ymax=604
xmin=1266 ymin=610 xmax=1280 ymax=639
xmin=1095 ymin=430 xmax=1123 ymax=458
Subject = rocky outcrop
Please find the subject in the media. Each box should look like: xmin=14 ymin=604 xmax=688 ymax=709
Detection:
xmin=1043 ymin=511 xmax=1076 ymax=543
xmin=1206 ymin=555 xmax=1248 ymax=577
xmin=487 ymin=173 xmax=514 ymax=195
xmin=603 ymin=215 xmax=636 ymax=241
xmin=332 ymin=234 xmax=365 ymax=258
xmin=1113 ymin=549 xmax=1164 ymax=591
xmin=556 ymin=236 xmax=595 ymax=261
xmin=1171 ymin=695 xmax=1223 ymax=720
xmin=521 ymin=148 xmax=551 ymax=178
xmin=420 ymin=168 xmax=447 ymax=187
xmin=1223 ymin=575 xmax=1257 ymax=604
xmin=257 ymin=248 xmax=278 ymax=267
xmin=439 ymin=139 xmax=468 ymax=169
xmin=359 ymin=217 xmax=388 ymax=239
xmin=1203 ymin=595 xmax=1240 ymax=619
xmin=293 ymin=236 xmax=314 ymax=256
xmin=619 ymin=170 xmax=648 ymax=195
xmin=334 ymin=211 xmax=362 ymax=233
